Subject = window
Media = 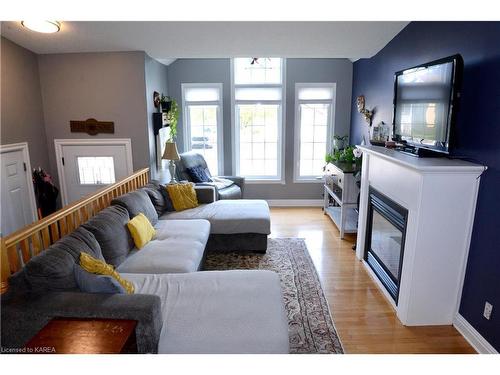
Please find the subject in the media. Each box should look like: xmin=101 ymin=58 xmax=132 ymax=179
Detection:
xmin=294 ymin=83 xmax=336 ymax=181
xmin=233 ymin=58 xmax=284 ymax=181
xmin=77 ymin=156 xmax=115 ymax=185
xmin=182 ymin=83 xmax=223 ymax=175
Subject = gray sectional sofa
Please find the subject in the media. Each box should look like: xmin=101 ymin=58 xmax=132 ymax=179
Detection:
xmin=1 ymin=182 xmax=288 ymax=354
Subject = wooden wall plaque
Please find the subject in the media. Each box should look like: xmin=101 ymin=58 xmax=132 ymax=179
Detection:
xmin=70 ymin=118 xmax=114 ymax=136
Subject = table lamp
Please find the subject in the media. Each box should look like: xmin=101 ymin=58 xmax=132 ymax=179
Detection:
xmin=162 ymin=141 xmax=180 ymax=183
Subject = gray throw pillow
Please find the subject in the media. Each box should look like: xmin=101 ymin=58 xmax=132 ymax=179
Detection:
xmin=111 ymin=190 xmax=158 ymax=225
xmin=148 ymin=180 xmax=175 ymax=212
xmin=158 ymin=184 xmax=175 ymax=212
xmin=21 ymin=227 xmax=104 ymax=292
xmin=141 ymin=185 xmax=166 ymax=216
xmin=74 ymin=264 xmax=125 ymax=294
xmin=82 ymin=205 xmax=134 ymax=267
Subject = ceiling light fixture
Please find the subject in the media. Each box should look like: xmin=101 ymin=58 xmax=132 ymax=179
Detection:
xmin=21 ymin=20 xmax=61 ymax=34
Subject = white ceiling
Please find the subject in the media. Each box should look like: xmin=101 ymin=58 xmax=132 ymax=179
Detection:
xmin=1 ymin=21 xmax=408 ymax=64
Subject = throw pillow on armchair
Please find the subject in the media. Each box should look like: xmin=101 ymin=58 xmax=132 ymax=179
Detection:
xmin=186 ymin=166 xmax=212 ymax=183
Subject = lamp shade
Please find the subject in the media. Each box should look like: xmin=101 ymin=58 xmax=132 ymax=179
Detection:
xmin=162 ymin=142 xmax=180 ymax=161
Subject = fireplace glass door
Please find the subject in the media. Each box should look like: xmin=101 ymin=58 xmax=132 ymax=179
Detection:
xmin=370 ymin=210 xmax=403 ymax=281
xmin=365 ymin=187 xmax=408 ymax=303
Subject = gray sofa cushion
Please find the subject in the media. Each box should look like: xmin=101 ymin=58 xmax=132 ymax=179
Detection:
xmin=160 ymin=200 xmax=271 ymax=235
xmin=112 ymin=190 xmax=158 ymax=225
xmin=74 ymin=265 xmax=125 ymax=294
xmin=141 ymin=181 xmax=175 ymax=214
xmin=217 ymin=183 xmax=242 ymax=200
xmin=116 ymin=219 xmax=210 ymax=274
xmin=125 ymin=270 xmax=289 ymax=354
xmin=15 ymin=227 xmax=104 ymax=293
xmin=153 ymin=182 xmax=175 ymax=212
xmin=194 ymin=186 xmax=216 ymax=204
xmin=82 ymin=205 xmax=134 ymax=267
xmin=141 ymin=186 xmax=165 ymax=216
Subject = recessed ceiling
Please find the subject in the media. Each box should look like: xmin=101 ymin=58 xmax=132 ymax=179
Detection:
xmin=1 ymin=21 xmax=408 ymax=64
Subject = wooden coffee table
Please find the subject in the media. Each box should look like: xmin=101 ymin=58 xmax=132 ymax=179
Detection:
xmin=25 ymin=318 xmax=137 ymax=354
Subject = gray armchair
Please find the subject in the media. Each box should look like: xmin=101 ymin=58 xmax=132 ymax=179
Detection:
xmin=175 ymin=151 xmax=244 ymax=200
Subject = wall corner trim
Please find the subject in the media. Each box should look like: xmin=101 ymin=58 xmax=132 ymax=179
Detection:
xmin=453 ymin=313 xmax=498 ymax=354
xmin=266 ymin=199 xmax=324 ymax=207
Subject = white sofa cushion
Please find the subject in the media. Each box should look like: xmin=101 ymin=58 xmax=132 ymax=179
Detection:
xmin=116 ymin=219 xmax=210 ymax=274
xmin=123 ymin=270 xmax=289 ymax=354
xmin=159 ymin=199 xmax=271 ymax=235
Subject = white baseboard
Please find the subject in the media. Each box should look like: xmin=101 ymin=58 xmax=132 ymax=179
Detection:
xmin=453 ymin=313 xmax=498 ymax=354
xmin=266 ymin=199 xmax=324 ymax=207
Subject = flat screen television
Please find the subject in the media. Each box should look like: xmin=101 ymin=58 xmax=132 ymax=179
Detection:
xmin=392 ymin=54 xmax=463 ymax=156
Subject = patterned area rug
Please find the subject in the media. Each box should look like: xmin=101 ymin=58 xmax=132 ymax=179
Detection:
xmin=204 ymin=238 xmax=344 ymax=354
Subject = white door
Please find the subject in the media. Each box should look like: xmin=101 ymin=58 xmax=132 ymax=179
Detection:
xmin=57 ymin=140 xmax=133 ymax=205
xmin=0 ymin=149 xmax=36 ymax=236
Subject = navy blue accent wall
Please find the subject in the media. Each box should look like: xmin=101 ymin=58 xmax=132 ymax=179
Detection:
xmin=350 ymin=22 xmax=500 ymax=350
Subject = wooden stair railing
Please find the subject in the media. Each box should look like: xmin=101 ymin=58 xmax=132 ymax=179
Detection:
xmin=0 ymin=168 xmax=150 ymax=294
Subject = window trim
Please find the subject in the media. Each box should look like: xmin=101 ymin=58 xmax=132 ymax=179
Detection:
xmin=293 ymin=82 xmax=337 ymax=183
xmin=181 ymin=83 xmax=224 ymax=176
xmin=231 ymin=58 xmax=286 ymax=183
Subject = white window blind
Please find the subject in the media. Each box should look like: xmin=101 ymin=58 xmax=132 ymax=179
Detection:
xmin=294 ymin=83 xmax=336 ymax=181
xmin=184 ymin=86 xmax=221 ymax=102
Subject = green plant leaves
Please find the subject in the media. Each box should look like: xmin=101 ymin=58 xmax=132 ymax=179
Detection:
xmin=325 ymin=146 xmax=357 ymax=163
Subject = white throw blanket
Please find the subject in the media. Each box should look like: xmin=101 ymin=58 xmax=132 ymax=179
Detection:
xmin=209 ymin=176 xmax=235 ymax=190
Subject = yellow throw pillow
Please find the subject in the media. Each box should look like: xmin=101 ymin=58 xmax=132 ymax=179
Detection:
xmin=79 ymin=252 xmax=135 ymax=294
xmin=127 ymin=213 xmax=156 ymax=249
xmin=167 ymin=182 xmax=199 ymax=211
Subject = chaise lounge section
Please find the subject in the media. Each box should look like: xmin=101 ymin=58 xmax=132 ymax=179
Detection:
xmin=125 ymin=270 xmax=288 ymax=354
xmin=134 ymin=180 xmax=271 ymax=253
xmin=159 ymin=199 xmax=271 ymax=252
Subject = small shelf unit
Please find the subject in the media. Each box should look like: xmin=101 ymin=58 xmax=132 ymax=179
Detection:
xmin=323 ymin=161 xmax=360 ymax=238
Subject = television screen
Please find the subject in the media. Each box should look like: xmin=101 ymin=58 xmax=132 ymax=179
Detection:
xmin=393 ymin=55 xmax=462 ymax=154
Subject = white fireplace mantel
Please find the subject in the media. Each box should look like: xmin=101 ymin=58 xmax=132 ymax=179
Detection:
xmin=356 ymin=145 xmax=485 ymax=326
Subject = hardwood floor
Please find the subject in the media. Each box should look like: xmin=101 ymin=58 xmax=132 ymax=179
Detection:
xmin=270 ymin=207 xmax=475 ymax=354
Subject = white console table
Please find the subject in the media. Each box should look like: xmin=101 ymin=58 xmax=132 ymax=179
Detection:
xmin=356 ymin=145 xmax=485 ymax=326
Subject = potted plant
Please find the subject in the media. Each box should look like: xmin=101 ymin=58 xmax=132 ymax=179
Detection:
xmin=158 ymin=94 xmax=179 ymax=140
xmin=325 ymin=146 xmax=362 ymax=167
xmin=165 ymin=99 xmax=179 ymax=140
xmin=160 ymin=95 xmax=172 ymax=113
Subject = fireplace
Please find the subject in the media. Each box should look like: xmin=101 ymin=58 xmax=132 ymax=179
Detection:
xmin=364 ymin=187 xmax=408 ymax=304
xmin=356 ymin=146 xmax=483 ymax=325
